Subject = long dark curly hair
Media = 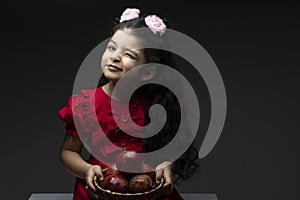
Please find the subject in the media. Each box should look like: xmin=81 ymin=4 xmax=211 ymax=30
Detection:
xmin=98 ymin=8 xmax=200 ymax=184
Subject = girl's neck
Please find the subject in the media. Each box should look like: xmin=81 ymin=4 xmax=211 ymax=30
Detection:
xmin=103 ymin=81 xmax=127 ymax=102
xmin=103 ymin=81 xmax=114 ymax=97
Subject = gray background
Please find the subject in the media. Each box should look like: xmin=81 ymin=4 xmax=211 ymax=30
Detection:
xmin=1 ymin=0 xmax=298 ymax=199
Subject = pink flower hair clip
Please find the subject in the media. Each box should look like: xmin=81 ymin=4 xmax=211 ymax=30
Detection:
xmin=145 ymin=15 xmax=167 ymax=36
xmin=119 ymin=8 xmax=140 ymax=22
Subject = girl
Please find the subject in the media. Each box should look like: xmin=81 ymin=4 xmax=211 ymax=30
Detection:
xmin=58 ymin=7 xmax=199 ymax=200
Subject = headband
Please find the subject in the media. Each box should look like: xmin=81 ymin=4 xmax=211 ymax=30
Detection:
xmin=119 ymin=8 xmax=167 ymax=36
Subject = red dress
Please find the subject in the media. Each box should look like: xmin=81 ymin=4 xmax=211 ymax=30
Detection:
xmin=58 ymin=87 xmax=183 ymax=200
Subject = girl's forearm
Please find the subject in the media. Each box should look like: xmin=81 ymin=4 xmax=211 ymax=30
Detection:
xmin=60 ymin=149 xmax=92 ymax=179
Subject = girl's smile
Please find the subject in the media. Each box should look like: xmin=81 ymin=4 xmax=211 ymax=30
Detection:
xmin=107 ymin=64 xmax=123 ymax=72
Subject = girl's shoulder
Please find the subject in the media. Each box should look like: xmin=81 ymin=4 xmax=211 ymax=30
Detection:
xmin=61 ymin=87 xmax=108 ymax=115
xmin=71 ymin=87 xmax=107 ymax=103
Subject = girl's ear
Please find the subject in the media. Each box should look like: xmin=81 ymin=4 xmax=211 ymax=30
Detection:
xmin=140 ymin=66 xmax=156 ymax=81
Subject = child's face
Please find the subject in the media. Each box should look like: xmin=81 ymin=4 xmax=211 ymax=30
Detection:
xmin=101 ymin=29 xmax=146 ymax=83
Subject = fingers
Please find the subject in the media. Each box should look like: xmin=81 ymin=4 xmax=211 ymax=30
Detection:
xmin=85 ymin=167 xmax=96 ymax=192
xmin=163 ymin=170 xmax=172 ymax=186
xmin=163 ymin=167 xmax=173 ymax=194
xmin=94 ymin=166 xmax=104 ymax=181
xmin=155 ymin=167 xmax=164 ymax=184
xmin=155 ymin=162 xmax=173 ymax=181
xmin=85 ymin=165 xmax=103 ymax=199
xmin=85 ymin=165 xmax=103 ymax=192
xmin=155 ymin=162 xmax=174 ymax=195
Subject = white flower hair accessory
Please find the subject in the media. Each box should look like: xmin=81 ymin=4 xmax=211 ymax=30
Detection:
xmin=119 ymin=8 xmax=140 ymax=22
xmin=144 ymin=15 xmax=167 ymax=36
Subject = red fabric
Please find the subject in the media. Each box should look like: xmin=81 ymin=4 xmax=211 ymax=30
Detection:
xmin=163 ymin=189 xmax=184 ymax=200
xmin=58 ymin=87 xmax=183 ymax=200
xmin=58 ymin=88 xmax=145 ymax=157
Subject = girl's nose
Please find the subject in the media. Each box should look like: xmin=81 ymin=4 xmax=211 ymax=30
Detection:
xmin=110 ymin=51 xmax=121 ymax=62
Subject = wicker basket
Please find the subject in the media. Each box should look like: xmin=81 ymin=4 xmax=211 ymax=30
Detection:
xmin=93 ymin=169 xmax=164 ymax=200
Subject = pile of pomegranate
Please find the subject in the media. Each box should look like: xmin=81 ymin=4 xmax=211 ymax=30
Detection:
xmin=99 ymin=150 xmax=157 ymax=193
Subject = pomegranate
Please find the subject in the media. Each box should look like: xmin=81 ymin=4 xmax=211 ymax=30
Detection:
xmin=101 ymin=174 xmax=129 ymax=193
xmin=105 ymin=167 xmax=120 ymax=176
xmin=143 ymin=163 xmax=156 ymax=181
xmin=116 ymin=150 xmax=143 ymax=176
xmin=129 ymin=174 xmax=155 ymax=193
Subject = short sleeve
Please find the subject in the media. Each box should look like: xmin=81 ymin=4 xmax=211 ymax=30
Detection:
xmin=58 ymin=95 xmax=80 ymax=138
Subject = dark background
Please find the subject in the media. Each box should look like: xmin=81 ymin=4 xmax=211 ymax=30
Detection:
xmin=1 ymin=0 xmax=299 ymax=199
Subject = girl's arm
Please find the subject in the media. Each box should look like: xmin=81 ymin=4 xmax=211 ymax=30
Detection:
xmin=60 ymin=134 xmax=103 ymax=192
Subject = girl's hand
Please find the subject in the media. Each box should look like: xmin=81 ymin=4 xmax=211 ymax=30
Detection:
xmin=155 ymin=161 xmax=174 ymax=195
xmin=85 ymin=165 xmax=103 ymax=199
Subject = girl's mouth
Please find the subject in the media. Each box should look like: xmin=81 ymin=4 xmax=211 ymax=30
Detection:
xmin=107 ymin=64 xmax=123 ymax=71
